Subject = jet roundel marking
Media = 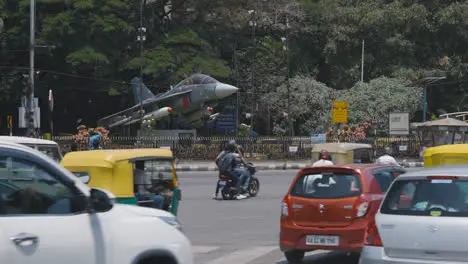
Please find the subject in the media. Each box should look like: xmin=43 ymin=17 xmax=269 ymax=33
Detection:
xmin=182 ymin=95 xmax=190 ymax=107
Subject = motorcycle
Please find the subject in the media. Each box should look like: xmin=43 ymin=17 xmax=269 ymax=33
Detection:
xmin=217 ymin=162 xmax=260 ymax=200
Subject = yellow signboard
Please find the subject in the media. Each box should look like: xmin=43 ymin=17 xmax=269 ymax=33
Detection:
xmin=6 ymin=115 xmax=12 ymax=129
xmin=332 ymin=101 xmax=348 ymax=124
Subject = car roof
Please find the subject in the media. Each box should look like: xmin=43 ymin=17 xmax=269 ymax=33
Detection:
xmin=0 ymin=140 xmax=42 ymax=152
xmin=0 ymin=140 xmax=90 ymax=194
xmin=0 ymin=136 xmax=58 ymax=145
xmin=302 ymin=163 xmax=393 ymax=172
xmin=399 ymin=164 xmax=468 ymax=178
xmin=312 ymin=143 xmax=373 ymax=152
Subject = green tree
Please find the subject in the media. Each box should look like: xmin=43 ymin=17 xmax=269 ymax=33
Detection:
xmin=339 ymin=77 xmax=423 ymax=130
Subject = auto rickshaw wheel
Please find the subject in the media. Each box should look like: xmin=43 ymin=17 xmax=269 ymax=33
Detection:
xmin=284 ymin=250 xmax=305 ymax=263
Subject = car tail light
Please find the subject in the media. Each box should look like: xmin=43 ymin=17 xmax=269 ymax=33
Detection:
xmin=427 ymin=176 xmax=458 ymax=180
xmin=354 ymin=194 xmax=370 ymax=218
xmin=281 ymin=196 xmax=291 ymax=218
xmin=364 ymin=217 xmax=383 ymax=246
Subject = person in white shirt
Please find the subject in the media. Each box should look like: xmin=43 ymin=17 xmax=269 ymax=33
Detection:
xmin=375 ymin=147 xmax=400 ymax=166
xmin=133 ymin=161 xmax=165 ymax=209
xmin=312 ymin=150 xmax=334 ymax=167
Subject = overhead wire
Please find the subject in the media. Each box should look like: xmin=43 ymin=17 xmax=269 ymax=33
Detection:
xmin=2 ymin=64 xmax=468 ymax=95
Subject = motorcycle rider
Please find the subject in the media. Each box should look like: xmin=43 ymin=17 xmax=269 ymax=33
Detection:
xmin=312 ymin=149 xmax=334 ymax=166
xmin=214 ymin=140 xmax=247 ymax=200
xmin=213 ymin=144 xmax=237 ymax=199
xmin=235 ymin=144 xmax=253 ymax=193
xmin=376 ymin=146 xmax=400 ymax=166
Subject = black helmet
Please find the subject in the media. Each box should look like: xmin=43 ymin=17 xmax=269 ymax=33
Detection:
xmin=227 ymin=140 xmax=237 ymax=152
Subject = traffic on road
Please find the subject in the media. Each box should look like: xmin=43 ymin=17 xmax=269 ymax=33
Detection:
xmin=3 ymin=136 xmax=468 ymax=264
xmin=178 ymin=167 xmax=423 ymax=264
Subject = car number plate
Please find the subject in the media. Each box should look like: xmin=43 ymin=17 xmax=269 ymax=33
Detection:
xmin=219 ymin=181 xmax=226 ymax=186
xmin=306 ymin=235 xmax=339 ymax=246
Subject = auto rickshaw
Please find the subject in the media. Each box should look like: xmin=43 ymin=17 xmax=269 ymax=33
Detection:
xmin=60 ymin=148 xmax=181 ymax=215
xmin=424 ymin=144 xmax=468 ymax=167
xmin=311 ymin=143 xmax=374 ymax=165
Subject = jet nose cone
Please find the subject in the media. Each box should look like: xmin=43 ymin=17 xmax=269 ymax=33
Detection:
xmin=215 ymin=83 xmax=239 ymax=98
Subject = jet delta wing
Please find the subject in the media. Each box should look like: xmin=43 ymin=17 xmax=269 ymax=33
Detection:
xmin=97 ymin=74 xmax=238 ymax=128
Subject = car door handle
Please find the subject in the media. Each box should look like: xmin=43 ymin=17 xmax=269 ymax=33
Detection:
xmin=10 ymin=233 xmax=39 ymax=246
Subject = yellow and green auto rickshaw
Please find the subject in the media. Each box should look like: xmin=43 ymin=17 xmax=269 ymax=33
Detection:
xmin=311 ymin=143 xmax=374 ymax=165
xmin=60 ymin=148 xmax=181 ymax=215
xmin=424 ymin=144 xmax=468 ymax=168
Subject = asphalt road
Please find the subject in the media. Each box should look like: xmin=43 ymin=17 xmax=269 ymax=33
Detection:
xmin=177 ymin=168 xmax=423 ymax=264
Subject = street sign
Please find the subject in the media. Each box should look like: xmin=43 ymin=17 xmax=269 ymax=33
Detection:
xmin=389 ymin=112 xmax=409 ymax=135
xmin=332 ymin=101 xmax=348 ymax=124
xmin=6 ymin=116 xmax=12 ymax=129
xmin=215 ymin=112 xmax=236 ymax=131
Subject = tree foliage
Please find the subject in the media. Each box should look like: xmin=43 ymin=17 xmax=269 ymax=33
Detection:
xmin=340 ymin=77 xmax=423 ymax=131
xmin=1 ymin=0 xmax=467 ymax=135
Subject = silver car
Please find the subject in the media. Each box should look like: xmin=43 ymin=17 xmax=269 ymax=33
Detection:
xmin=359 ymin=164 xmax=468 ymax=264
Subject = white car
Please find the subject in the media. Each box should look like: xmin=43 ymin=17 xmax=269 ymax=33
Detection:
xmin=0 ymin=140 xmax=193 ymax=264
xmin=359 ymin=164 xmax=468 ymax=264
xmin=0 ymin=136 xmax=63 ymax=162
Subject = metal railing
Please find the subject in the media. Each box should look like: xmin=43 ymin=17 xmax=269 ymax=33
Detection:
xmin=53 ymin=135 xmax=422 ymax=160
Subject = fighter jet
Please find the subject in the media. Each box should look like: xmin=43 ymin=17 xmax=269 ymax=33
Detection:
xmin=97 ymin=74 xmax=239 ymax=128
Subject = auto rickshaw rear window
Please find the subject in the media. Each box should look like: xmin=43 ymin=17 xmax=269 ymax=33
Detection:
xmin=145 ymin=160 xmax=173 ymax=180
xmin=381 ymin=178 xmax=468 ymax=217
xmin=291 ymin=173 xmax=362 ymax=199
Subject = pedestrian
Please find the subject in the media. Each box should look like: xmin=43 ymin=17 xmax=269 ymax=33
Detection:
xmin=89 ymin=132 xmax=102 ymax=150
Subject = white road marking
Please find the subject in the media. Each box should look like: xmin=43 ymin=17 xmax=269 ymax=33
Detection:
xmin=204 ymin=246 xmax=277 ymax=264
xmin=192 ymin=246 xmax=219 ymax=254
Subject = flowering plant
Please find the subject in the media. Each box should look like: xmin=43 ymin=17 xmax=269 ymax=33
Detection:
xmin=325 ymin=122 xmax=372 ymax=141
xmin=73 ymin=125 xmax=110 ymax=149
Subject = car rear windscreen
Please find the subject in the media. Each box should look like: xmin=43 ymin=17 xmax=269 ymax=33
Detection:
xmin=290 ymin=173 xmax=362 ymax=199
xmin=381 ymin=178 xmax=468 ymax=217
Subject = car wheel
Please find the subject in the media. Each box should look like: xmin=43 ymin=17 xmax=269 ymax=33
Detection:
xmin=284 ymin=250 xmax=305 ymax=263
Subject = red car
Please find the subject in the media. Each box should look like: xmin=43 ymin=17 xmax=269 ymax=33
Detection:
xmin=280 ymin=164 xmax=405 ymax=263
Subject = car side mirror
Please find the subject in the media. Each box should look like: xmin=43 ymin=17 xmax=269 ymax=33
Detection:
xmin=89 ymin=188 xmax=115 ymax=213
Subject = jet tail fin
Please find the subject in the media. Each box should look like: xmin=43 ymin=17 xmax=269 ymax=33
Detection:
xmin=131 ymin=77 xmax=155 ymax=105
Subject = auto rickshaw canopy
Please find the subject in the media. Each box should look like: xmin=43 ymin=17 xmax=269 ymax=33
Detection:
xmin=415 ymin=118 xmax=468 ymax=147
xmin=311 ymin=143 xmax=374 ymax=165
xmin=424 ymin=144 xmax=468 ymax=167
xmin=61 ymin=148 xmax=176 ymax=198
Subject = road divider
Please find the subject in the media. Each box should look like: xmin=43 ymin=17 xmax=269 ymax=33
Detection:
xmin=170 ymin=160 xmax=424 ymax=171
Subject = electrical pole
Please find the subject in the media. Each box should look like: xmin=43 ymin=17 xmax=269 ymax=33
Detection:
xmin=138 ymin=0 xmax=146 ymax=123
xmin=286 ymin=16 xmax=292 ymax=136
xmin=27 ymin=0 xmax=36 ymax=136
xmin=423 ymin=85 xmax=427 ymax=122
xmin=249 ymin=9 xmax=256 ymax=135
xmin=361 ymin=39 xmax=364 ymax=83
